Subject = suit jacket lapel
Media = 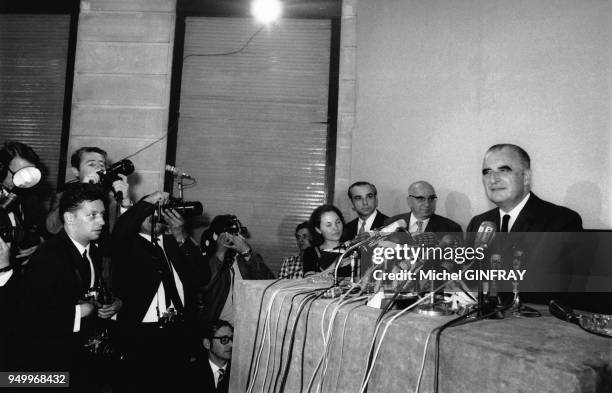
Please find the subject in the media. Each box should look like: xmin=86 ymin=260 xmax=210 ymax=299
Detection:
xmin=510 ymin=194 xmax=538 ymax=232
xmin=59 ymin=230 xmax=90 ymax=294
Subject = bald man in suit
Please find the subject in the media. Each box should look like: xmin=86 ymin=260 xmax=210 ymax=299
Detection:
xmin=385 ymin=181 xmax=462 ymax=235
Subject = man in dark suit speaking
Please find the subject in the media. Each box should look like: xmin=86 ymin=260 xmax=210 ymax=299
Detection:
xmin=467 ymin=144 xmax=582 ymax=233
xmin=385 ymin=181 xmax=462 ymax=234
xmin=466 ymin=144 xmax=584 ymax=305
xmin=343 ymin=181 xmax=388 ymax=241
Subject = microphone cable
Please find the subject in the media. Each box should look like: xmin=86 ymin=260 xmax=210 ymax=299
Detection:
xmin=330 ymin=301 xmax=368 ymax=393
xmin=304 ymin=284 xmax=366 ymax=393
xmin=432 ymin=301 xmax=514 ymax=393
xmin=275 ymin=289 xmax=328 ymax=393
xmin=247 ymin=279 xmax=330 ymax=393
xmin=358 ymin=293 xmax=434 ymax=393
xmin=263 ymin=289 xmax=323 ymax=393
xmin=246 ymin=279 xmax=310 ymax=391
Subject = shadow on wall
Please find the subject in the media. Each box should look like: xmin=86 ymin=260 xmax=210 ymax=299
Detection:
xmin=444 ymin=190 xmax=472 ymax=231
xmin=564 ymin=181 xmax=605 ymax=230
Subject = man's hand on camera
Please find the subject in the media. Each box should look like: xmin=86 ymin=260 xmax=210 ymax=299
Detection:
xmin=78 ymin=299 xmax=98 ymax=318
xmin=16 ymin=243 xmax=39 ymax=259
xmin=144 ymin=191 xmax=169 ymax=205
xmin=227 ymin=233 xmax=251 ymax=256
xmin=163 ymin=208 xmax=187 ymax=244
xmin=0 ymin=237 xmax=10 ymax=269
xmin=112 ymin=174 xmax=132 ymax=206
xmin=98 ymin=297 xmax=122 ymax=319
xmin=81 ymin=172 xmax=101 ymax=184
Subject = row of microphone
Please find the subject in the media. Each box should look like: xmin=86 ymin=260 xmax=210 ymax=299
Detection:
xmin=343 ymin=218 xmax=498 ymax=249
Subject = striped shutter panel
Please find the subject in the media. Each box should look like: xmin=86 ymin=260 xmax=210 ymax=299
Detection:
xmin=176 ymin=17 xmax=331 ymax=272
xmin=0 ymin=14 xmax=70 ymax=193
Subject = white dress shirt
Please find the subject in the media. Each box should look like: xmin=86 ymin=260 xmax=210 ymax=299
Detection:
xmin=498 ymin=193 xmax=530 ymax=232
xmin=67 ymin=235 xmax=95 ymax=332
xmin=409 ymin=214 xmax=430 ymax=234
xmin=139 ymin=234 xmax=185 ymax=323
xmin=209 ymin=359 xmax=228 ymax=387
xmin=358 ymin=210 xmax=379 ymax=233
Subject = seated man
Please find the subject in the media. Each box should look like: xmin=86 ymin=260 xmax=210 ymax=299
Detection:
xmin=46 ymin=146 xmax=132 ymax=235
xmin=278 ymin=221 xmax=312 ymax=279
xmin=188 ymin=320 xmax=233 ymax=393
xmin=385 ymin=181 xmax=462 ymax=235
xmin=466 ymin=144 xmax=583 ymax=305
xmin=343 ymin=181 xmax=389 ymax=241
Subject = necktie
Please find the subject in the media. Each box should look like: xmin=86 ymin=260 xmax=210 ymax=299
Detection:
xmin=501 ymin=214 xmax=511 ymax=232
xmin=358 ymin=220 xmax=366 ymax=234
xmin=416 ymin=220 xmax=424 ymax=234
xmin=81 ymin=250 xmax=92 ymax=290
xmin=154 ymin=243 xmax=184 ymax=312
xmin=217 ymin=368 xmax=225 ymax=387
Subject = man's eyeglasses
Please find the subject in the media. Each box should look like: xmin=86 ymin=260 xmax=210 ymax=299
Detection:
xmin=409 ymin=195 xmax=438 ymax=203
xmin=212 ymin=335 xmax=233 ymax=344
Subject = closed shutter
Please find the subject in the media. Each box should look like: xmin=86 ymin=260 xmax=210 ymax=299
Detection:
xmin=0 ymin=14 xmax=70 ymax=193
xmin=176 ymin=17 xmax=331 ymax=272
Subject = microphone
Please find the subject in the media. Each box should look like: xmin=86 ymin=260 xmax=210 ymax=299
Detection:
xmin=474 ymin=221 xmax=497 ymax=249
xmin=165 ymin=165 xmax=195 ymax=180
xmin=345 ymin=218 xmax=409 ymax=247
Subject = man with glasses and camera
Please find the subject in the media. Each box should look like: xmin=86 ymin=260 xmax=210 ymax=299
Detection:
xmin=12 ymin=183 xmax=109 ymax=389
xmin=46 ymin=146 xmax=133 ymax=235
xmin=385 ymin=181 xmax=462 ymax=234
xmin=188 ymin=319 xmax=233 ymax=393
xmin=111 ymin=191 xmax=208 ymax=393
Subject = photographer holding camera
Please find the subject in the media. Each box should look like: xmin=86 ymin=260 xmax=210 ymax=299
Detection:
xmin=111 ymin=191 xmax=209 ymax=393
xmin=12 ymin=183 xmax=110 ymax=390
xmin=46 ymin=146 xmax=133 ymax=235
xmin=0 ymin=141 xmax=49 ymax=266
xmin=199 ymin=215 xmax=274 ymax=328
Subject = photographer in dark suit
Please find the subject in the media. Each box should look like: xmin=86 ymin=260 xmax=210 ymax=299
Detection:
xmin=112 ymin=191 xmax=209 ymax=393
xmin=13 ymin=183 xmax=107 ymax=390
xmin=46 ymin=146 xmax=133 ymax=235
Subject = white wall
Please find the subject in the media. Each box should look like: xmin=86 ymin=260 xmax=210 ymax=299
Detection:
xmin=347 ymin=0 xmax=611 ymax=229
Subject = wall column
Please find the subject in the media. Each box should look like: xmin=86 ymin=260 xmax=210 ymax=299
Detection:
xmin=68 ymin=0 xmax=176 ymax=198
